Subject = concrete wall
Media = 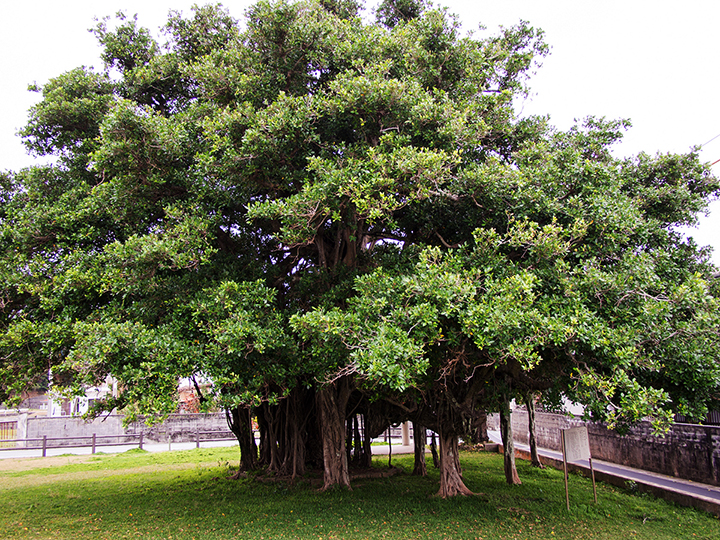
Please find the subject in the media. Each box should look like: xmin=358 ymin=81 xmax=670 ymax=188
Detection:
xmin=17 ymin=413 xmax=28 ymax=441
xmin=489 ymin=410 xmax=720 ymax=486
xmin=26 ymin=414 xmax=126 ymax=442
xmin=24 ymin=413 xmax=230 ymax=445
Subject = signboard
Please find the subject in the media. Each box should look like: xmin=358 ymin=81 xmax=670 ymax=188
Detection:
xmin=562 ymin=427 xmax=590 ymax=462
xmin=561 ymin=427 xmax=597 ymax=510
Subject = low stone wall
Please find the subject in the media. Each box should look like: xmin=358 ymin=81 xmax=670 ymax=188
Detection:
xmin=24 ymin=412 xmax=230 ymax=445
xmin=128 ymin=413 xmax=230 ymax=443
xmin=489 ymin=411 xmax=720 ymax=487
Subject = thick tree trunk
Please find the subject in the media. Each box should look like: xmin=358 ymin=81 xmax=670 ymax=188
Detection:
xmin=317 ymin=378 xmax=352 ymax=490
xmin=499 ymin=396 xmax=521 ymax=485
xmin=226 ymin=406 xmax=258 ymax=471
xmin=524 ymin=392 xmax=544 ymax=469
xmin=412 ymin=421 xmax=427 ymax=476
xmin=437 ymin=427 xmax=474 ymax=497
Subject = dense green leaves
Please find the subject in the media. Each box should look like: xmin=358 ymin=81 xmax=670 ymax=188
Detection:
xmin=1 ymin=0 xmax=718 ymax=446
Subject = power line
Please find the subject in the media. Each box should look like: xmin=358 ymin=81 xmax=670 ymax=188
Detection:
xmin=700 ymin=132 xmax=720 ymax=148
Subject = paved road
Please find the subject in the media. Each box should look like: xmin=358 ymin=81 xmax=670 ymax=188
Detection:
xmin=0 ymin=439 xmax=411 ymax=460
xmin=0 ymin=439 xmax=237 ymax=460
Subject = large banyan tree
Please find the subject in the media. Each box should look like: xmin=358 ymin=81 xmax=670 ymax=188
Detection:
xmin=2 ymin=0 xmax=719 ymax=497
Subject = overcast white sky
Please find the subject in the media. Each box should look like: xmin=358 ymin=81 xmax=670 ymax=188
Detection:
xmin=1 ymin=1 xmax=718 ymax=264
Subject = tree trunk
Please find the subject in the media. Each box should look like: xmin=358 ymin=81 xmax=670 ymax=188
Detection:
xmin=473 ymin=410 xmax=489 ymax=444
xmin=256 ymin=406 xmax=271 ymax=466
xmin=346 ymin=414 xmax=353 ymax=466
xmin=262 ymin=403 xmax=281 ymax=473
xmin=499 ymin=396 xmax=521 ymax=485
xmin=226 ymin=406 xmax=257 ymax=471
xmin=303 ymin=392 xmax=324 ymax=470
xmin=282 ymin=387 xmax=306 ymax=479
xmin=430 ymin=431 xmax=439 ymax=468
xmin=353 ymin=414 xmax=362 ymax=464
xmin=387 ymin=427 xmax=392 ymax=468
xmin=524 ymin=391 xmax=544 ymax=469
xmin=412 ymin=421 xmax=427 ymax=476
xmin=437 ymin=427 xmax=474 ymax=497
xmin=317 ymin=378 xmax=352 ymax=490
xmin=360 ymin=413 xmax=373 ymax=468
xmin=289 ymin=407 xmax=305 ymax=478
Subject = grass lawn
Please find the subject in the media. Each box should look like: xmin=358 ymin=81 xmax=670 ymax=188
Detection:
xmin=0 ymin=447 xmax=717 ymax=539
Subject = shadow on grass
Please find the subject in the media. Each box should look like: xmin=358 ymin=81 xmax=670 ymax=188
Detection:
xmin=1 ymin=448 xmax=717 ymax=539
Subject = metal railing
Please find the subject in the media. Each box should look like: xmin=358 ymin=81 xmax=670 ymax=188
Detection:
xmin=674 ymin=411 xmax=720 ymax=425
xmin=0 ymin=429 xmax=237 ymax=457
xmin=0 ymin=421 xmax=17 ymax=447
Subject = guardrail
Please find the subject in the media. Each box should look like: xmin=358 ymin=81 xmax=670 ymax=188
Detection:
xmin=0 ymin=430 xmax=237 ymax=457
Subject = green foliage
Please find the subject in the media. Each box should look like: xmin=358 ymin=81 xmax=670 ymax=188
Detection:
xmin=375 ymin=0 xmax=431 ymax=28
xmin=1 ymin=0 xmax=718 ymax=441
xmin=21 ymin=68 xmax=114 ymax=169
xmin=92 ymin=12 xmax=160 ymax=72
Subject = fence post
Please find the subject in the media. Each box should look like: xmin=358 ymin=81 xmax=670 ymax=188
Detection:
xmin=42 ymin=435 xmax=47 ymax=457
xmin=139 ymin=432 xmax=143 ymax=450
xmin=168 ymin=433 xmax=171 ymax=452
xmin=196 ymin=430 xmax=200 ymax=449
xmin=92 ymin=433 xmax=96 ymax=454
xmin=18 ymin=413 xmax=28 ymax=447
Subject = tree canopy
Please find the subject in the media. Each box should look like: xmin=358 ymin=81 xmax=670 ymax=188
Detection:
xmin=2 ymin=0 xmax=719 ymax=497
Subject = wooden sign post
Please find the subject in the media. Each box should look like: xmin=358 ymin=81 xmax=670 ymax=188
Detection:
xmin=561 ymin=427 xmax=597 ymax=511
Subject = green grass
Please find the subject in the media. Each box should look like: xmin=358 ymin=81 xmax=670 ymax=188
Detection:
xmin=1 ymin=447 xmax=717 ymax=539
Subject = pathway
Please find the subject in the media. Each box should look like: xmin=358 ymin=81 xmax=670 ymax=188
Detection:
xmin=487 ymin=429 xmax=720 ymax=516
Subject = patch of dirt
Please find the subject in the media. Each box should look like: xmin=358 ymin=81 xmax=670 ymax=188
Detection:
xmin=0 ymin=454 xmax=94 ymax=473
xmin=350 ymin=466 xmax=401 ymax=480
xmin=229 ymin=465 xmax=402 ymax=488
xmin=0 ymin=459 xmax=226 ymax=491
xmin=458 ymin=442 xmax=492 ymax=452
